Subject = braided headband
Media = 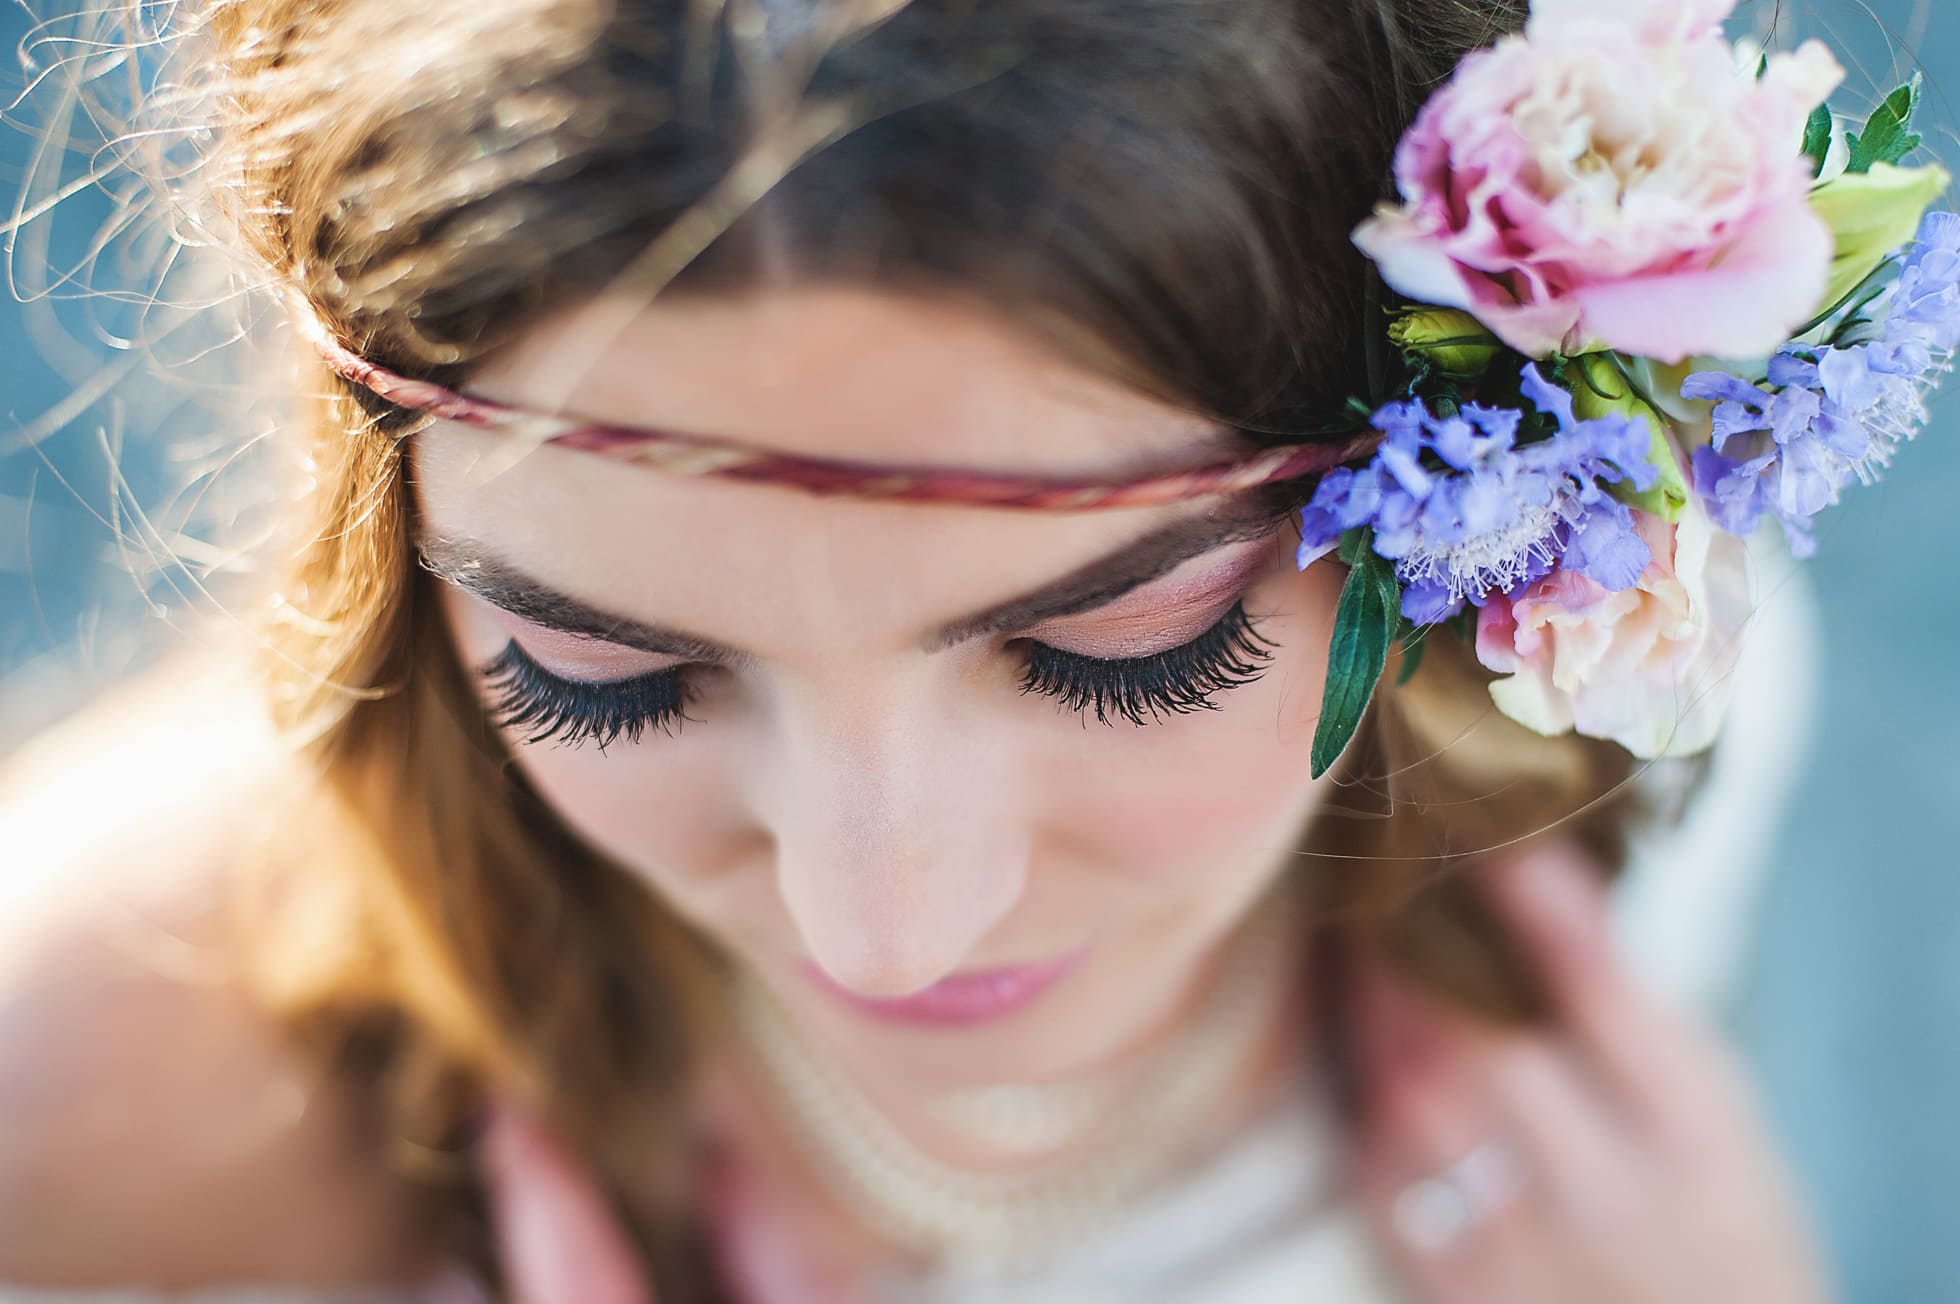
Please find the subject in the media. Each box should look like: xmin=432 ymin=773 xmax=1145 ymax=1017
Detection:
xmin=307 ymin=0 xmax=1958 ymax=778
xmin=296 ymin=309 xmax=1379 ymax=512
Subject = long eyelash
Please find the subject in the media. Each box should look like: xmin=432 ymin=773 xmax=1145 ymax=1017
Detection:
xmin=1019 ymin=601 xmax=1277 ymax=727
xmin=477 ymin=641 xmax=691 ymax=750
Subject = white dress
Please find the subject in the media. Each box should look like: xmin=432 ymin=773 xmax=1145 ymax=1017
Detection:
xmin=0 ymin=574 xmax=1820 ymax=1304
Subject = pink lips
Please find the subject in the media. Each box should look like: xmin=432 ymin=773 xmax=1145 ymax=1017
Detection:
xmin=800 ymin=947 xmax=1091 ymax=1026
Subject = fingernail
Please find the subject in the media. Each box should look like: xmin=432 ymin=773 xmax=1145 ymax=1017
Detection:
xmin=458 ymin=1095 xmax=497 ymax=1151
xmin=477 ymin=1097 xmax=520 ymax=1169
xmin=1500 ymin=846 xmax=1604 ymax=945
xmin=1353 ymin=960 xmax=1445 ymax=1071
xmin=422 ymin=1264 xmax=493 ymax=1304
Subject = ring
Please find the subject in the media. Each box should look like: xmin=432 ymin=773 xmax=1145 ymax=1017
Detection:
xmin=1389 ymin=1136 xmax=1529 ymax=1256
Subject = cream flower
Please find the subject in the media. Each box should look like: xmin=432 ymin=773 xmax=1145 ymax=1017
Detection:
xmin=1474 ymin=501 xmax=1753 ymax=758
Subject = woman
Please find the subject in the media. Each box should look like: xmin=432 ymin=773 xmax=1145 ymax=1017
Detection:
xmin=0 ymin=0 xmax=1896 ymax=1298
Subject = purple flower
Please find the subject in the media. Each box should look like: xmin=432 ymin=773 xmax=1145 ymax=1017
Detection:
xmin=1887 ymin=210 xmax=1960 ymax=355
xmin=1563 ymin=498 xmax=1653 ymax=591
xmin=1298 ymin=364 xmax=1660 ymax=622
xmin=1691 ymin=442 xmax=1779 ymax=538
xmin=1680 ymin=210 xmax=1960 ymax=555
xmin=1681 ymin=367 xmax=1851 ymax=557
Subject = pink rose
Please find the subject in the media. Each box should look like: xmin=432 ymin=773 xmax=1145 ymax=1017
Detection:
xmin=1354 ymin=0 xmax=1843 ymax=363
xmin=1474 ymin=503 xmax=1752 ymax=758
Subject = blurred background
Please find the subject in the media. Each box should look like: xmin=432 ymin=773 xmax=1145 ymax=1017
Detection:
xmin=1 ymin=1 xmax=1956 ymax=1299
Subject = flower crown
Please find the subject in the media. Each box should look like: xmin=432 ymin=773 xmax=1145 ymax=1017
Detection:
xmin=302 ymin=0 xmax=1954 ymax=778
xmin=1296 ymin=0 xmax=1955 ymax=775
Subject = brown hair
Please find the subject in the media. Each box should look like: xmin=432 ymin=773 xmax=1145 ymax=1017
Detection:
xmin=163 ymin=0 xmax=1662 ymax=1293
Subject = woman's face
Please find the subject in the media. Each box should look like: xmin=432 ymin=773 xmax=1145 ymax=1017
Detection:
xmin=412 ymin=287 xmax=1346 ymax=1097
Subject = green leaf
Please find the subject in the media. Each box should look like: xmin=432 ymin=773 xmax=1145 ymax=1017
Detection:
xmin=1802 ymin=103 xmax=1834 ymax=177
xmin=1311 ymin=542 xmax=1399 ymax=779
xmin=1847 ymin=76 xmax=1924 ymax=174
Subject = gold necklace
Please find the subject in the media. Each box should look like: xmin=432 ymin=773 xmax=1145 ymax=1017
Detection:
xmin=723 ymin=900 xmax=1298 ymax=1275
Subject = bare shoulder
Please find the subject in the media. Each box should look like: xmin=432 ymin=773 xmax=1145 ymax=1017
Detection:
xmin=0 ymin=651 xmax=437 ymax=1290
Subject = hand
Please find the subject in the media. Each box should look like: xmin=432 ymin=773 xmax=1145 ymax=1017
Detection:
xmin=1344 ymin=842 xmax=1833 ymax=1304
xmin=421 ymin=1093 xmax=850 ymax=1304
xmin=424 ymin=1096 xmax=654 ymax=1304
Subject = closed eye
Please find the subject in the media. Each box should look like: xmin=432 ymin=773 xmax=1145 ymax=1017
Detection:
xmin=1017 ymin=599 xmax=1276 ymax=726
xmin=477 ymin=640 xmax=693 ymax=749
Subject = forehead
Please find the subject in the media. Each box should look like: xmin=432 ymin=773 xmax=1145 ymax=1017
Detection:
xmin=467 ymin=285 xmax=1236 ymax=474
xmin=412 ymin=288 xmax=1266 ymax=656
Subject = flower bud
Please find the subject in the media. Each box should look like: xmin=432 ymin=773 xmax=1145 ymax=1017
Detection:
xmin=1387 ymin=308 xmax=1501 ymax=379
xmin=1569 ymin=354 xmax=1691 ymax=522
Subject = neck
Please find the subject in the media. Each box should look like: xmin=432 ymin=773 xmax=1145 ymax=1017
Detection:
xmin=697 ymin=883 xmax=1316 ymax=1269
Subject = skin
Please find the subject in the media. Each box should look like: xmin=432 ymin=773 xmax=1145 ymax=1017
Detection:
xmin=458 ymin=846 xmax=1833 ymax=1304
xmin=409 ymin=287 xmax=1830 ymax=1303
xmin=415 ymin=286 xmax=1345 ymax=1127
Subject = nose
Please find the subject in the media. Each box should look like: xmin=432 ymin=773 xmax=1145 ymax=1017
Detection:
xmin=755 ymin=679 xmax=1030 ymax=998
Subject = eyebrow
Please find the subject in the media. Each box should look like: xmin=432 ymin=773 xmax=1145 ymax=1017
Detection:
xmin=416 ymin=491 xmax=1299 ymax=662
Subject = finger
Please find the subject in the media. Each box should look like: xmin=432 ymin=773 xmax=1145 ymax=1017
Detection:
xmin=1353 ymin=1140 xmax=1551 ymax=1304
xmin=1362 ymin=1037 xmax=1481 ymax=1164
xmin=1348 ymin=950 xmax=1452 ymax=1082
xmin=1349 ymin=964 xmax=1521 ymax=1247
xmin=1349 ymin=1049 xmax=1545 ymax=1304
xmin=1479 ymin=842 xmax=1702 ymax=1119
xmin=479 ymin=1098 xmax=655 ymax=1304
xmin=702 ymin=1146 xmax=857 ymax=1304
xmin=1475 ymin=1035 xmax=1628 ymax=1211
xmin=1346 ymin=959 xmax=1621 ymax=1303
xmin=421 ymin=1263 xmax=495 ymax=1304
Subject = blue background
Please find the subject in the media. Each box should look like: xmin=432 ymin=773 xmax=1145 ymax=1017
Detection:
xmin=1730 ymin=6 xmax=1960 ymax=1301
xmin=2 ymin=2 xmax=1956 ymax=1298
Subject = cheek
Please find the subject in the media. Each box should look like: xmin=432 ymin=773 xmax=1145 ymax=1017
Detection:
xmin=1037 ymin=702 xmax=1327 ymax=888
xmin=513 ymin=745 xmax=736 ymax=868
xmin=1075 ymin=757 xmax=1317 ymax=869
xmin=504 ymin=739 xmax=801 ymax=950
xmin=1029 ymin=560 xmax=1343 ymax=888
xmin=434 ymin=584 xmax=756 ymax=909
